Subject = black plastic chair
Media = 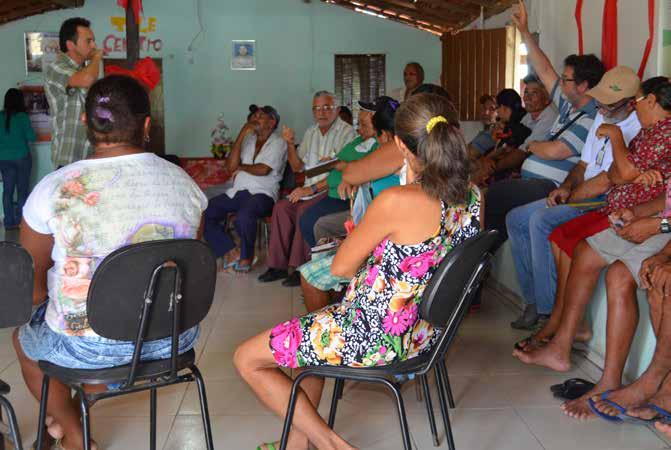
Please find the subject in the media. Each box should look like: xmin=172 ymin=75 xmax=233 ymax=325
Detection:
xmin=0 ymin=242 xmax=35 ymax=450
xmin=34 ymin=239 xmax=217 ymax=450
xmin=279 ymin=230 xmax=499 ymax=450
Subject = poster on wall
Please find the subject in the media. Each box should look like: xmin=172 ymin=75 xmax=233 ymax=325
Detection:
xmin=231 ymin=40 xmax=256 ymax=70
xmin=20 ymin=86 xmax=51 ymax=142
xmin=24 ymin=32 xmax=60 ymax=74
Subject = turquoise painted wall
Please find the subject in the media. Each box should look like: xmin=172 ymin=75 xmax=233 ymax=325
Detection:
xmin=0 ymin=0 xmax=441 ymax=185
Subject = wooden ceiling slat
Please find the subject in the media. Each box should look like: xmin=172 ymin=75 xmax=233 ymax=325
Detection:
xmin=323 ymin=0 xmax=517 ymax=34
xmin=0 ymin=0 xmax=85 ymax=26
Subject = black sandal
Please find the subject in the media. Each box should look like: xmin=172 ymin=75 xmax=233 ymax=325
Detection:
xmin=550 ymin=378 xmax=595 ymax=400
xmin=514 ymin=335 xmax=549 ymax=352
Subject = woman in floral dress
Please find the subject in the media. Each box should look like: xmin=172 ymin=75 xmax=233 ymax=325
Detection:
xmin=234 ymin=93 xmax=482 ymax=450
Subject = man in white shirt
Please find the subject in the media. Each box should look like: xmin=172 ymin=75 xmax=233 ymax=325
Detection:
xmin=204 ymin=105 xmax=287 ymax=272
xmin=390 ymin=62 xmax=425 ymax=102
xmin=506 ymin=66 xmax=642 ymax=329
xmin=259 ymin=91 xmax=355 ymax=286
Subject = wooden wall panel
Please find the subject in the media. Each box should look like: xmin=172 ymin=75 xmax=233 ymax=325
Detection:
xmin=442 ymin=27 xmax=515 ymax=121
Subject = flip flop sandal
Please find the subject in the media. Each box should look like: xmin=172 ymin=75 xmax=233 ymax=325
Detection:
xmin=256 ymin=443 xmax=278 ymax=450
xmin=644 ymin=402 xmax=671 ymax=424
xmin=233 ymin=256 xmax=259 ymax=273
xmin=551 ymin=378 xmax=595 ymax=400
xmin=588 ymin=390 xmax=627 ymax=423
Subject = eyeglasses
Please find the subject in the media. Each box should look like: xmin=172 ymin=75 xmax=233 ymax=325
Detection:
xmin=312 ymin=105 xmax=337 ymax=112
xmin=560 ymin=76 xmax=576 ymax=84
xmin=595 ymin=99 xmax=630 ymax=113
xmin=634 ymin=94 xmax=648 ymax=104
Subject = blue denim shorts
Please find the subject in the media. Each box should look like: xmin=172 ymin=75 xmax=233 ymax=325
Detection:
xmin=18 ymin=304 xmax=199 ymax=370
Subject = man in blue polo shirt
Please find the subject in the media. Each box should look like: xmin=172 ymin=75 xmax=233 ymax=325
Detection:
xmin=484 ymin=0 xmax=605 ymax=242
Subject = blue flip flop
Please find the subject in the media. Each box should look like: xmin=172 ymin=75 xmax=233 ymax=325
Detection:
xmin=645 ymin=402 xmax=671 ymax=424
xmin=588 ymin=390 xmax=625 ymax=422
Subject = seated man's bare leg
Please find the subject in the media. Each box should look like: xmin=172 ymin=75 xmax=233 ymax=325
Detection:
xmin=513 ymin=241 xmax=607 ymax=372
xmin=602 ymin=287 xmax=671 ymax=421
xmin=564 ymin=261 xmax=638 ymax=419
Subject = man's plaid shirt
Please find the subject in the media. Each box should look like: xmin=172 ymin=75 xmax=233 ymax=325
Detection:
xmin=44 ymin=53 xmax=92 ymax=167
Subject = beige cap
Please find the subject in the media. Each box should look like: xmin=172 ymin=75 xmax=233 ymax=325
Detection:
xmin=587 ymin=66 xmax=640 ymax=105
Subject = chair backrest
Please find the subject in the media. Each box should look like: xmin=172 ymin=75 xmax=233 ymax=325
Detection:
xmin=87 ymin=239 xmax=216 ymax=342
xmin=418 ymin=230 xmax=499 ymax=370
xmin=0 ymin=242 xmax=34 ymax=328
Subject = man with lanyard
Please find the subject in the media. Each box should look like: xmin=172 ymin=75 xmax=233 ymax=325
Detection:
xmin=483 ymin=0 xmax=605 ymax=243
xmin=45 ymin=18 xmax=102 ymax=168
xmin=507 ymin=66 xmax=642 ymax=329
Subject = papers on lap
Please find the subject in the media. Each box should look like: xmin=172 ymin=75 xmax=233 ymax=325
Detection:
xmin=303 ymin=158 xmax=339 ymax=178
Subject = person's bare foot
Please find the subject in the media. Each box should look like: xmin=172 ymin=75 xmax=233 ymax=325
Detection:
xmin=45 ymin=415 xmax=64 ymax=439
xmin=626 ymin=378 xmax=671 ymax=422
xmin=655 ymin=421 xmax=671 ymax=439
xmin=590 ymin=371 xmax=666 ymax=418
xmin=574 ymin=327 xmax=592 ymax=343
xmin=512 ymin=341 xmax=572 ymax=372
xmin=561 ymin=382 xmax=619 ymax=420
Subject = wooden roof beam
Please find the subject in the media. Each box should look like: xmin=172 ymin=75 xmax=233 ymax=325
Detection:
xmin=49 ymin=0 xmax=85 ymax=8
xmin=346 ymin=0 xmax=458 ymax=29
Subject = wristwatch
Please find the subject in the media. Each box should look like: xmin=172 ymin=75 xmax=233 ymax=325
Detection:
xmin=661 ymin=218 xmax=671 ymax=234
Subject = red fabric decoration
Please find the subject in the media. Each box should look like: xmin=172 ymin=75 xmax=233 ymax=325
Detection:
xmin=575 ymin=0 xmax=584 ymax=55
xmin=117 ymin=0 xmax=143 ymax=24
xmin=105 ymin=57 xmax=161 ymax=91
xmin=601 ymin=0 xmax=618 ymax=70
xmin=638 ymin=0 xmax=655 ymax=78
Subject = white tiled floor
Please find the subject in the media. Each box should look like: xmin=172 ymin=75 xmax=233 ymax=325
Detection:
xmin=2 ymin=262 xmax=670 ymax=449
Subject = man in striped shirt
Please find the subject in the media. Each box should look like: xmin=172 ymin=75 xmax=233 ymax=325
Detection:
xmin=484 ymin=1 xmax=604 ymax=242
xmin=44 ymin=18 xmax=102 ymax=168
xmin=259 ymin=91 xmax=355 ymax=286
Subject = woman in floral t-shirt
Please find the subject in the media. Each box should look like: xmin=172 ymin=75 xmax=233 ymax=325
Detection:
xmin=234 ymin=94 xmax=482 ymax=450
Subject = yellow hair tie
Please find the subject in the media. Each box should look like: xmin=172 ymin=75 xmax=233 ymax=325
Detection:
xmin=426 ymin=116 xmax=448 ymax=134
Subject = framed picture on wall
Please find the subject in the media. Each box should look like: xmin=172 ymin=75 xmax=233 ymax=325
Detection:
xmin=25 ymin=32 xmax=60 ymax=74
xmin=231 ymin=40 xmax=256 ymax=70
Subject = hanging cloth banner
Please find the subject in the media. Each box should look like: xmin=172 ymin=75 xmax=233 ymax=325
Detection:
xmin=601 ymin=0 xmax=618 ymax=70
xmin=117 ymin=0 xmax=143 ymax=24
xmin=575 ymin=0 xmax=584 ymax=55
xmin=638 ymin=0 xmax=655 ymax=78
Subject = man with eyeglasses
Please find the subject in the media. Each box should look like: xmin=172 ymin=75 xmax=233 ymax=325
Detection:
xmin=483 ymin=0 xmax=606 ymax=247
xmin=507 ymin=65 xmax=642 ymax=329
xmin=259 ymin=90 xmax=355 ymax=286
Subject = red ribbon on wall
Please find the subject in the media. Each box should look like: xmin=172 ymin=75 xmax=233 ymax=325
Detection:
xmin=601 ymin=0 xmax=618 ymax=70
xmin=117 ymin=0 xmax=143 ymax=24
xmin=575 ymin=0 xmax=584 ymax=55
xmin=638 ymin=0 xmax=655 ymax=78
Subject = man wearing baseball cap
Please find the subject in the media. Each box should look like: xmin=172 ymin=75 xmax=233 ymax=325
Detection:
xmin=507 ymin=66 xmax=641 ymax=330
xmin=204 ymin=105 xmax=288 ymax=273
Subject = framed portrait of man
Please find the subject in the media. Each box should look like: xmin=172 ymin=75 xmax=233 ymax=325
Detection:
xmin=231 ymin=40 xmax=256 ymax=70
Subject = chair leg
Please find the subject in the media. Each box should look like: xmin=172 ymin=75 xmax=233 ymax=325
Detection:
xmin=434 ymin=365 xmax=456 ymax=450
xmin=0 ymin=395 xmax=22 ymax=450
xmin=420 ymin=375 xmax=440 ymax=447
xmin=441 ymin=360 xmax=456 ymax=409
xmin=35 ymin=376 xmax=50 ymax=450
xmin=76 ymin=388 xmax=92 ymax=450
xmin=279 ymin=371 xmax=313 ymax=450
xmin=415 ymin=377 xmax=423 ymax=402
xmin=327 ymin=379 xmax=344 ymax=428
xmin=381 ymin=380 xmax=412 ymax=450
xmin=191 ymin=366 xmax=214 ymax=450
xmin=149 ymin=387 xmax=157 ymax=450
